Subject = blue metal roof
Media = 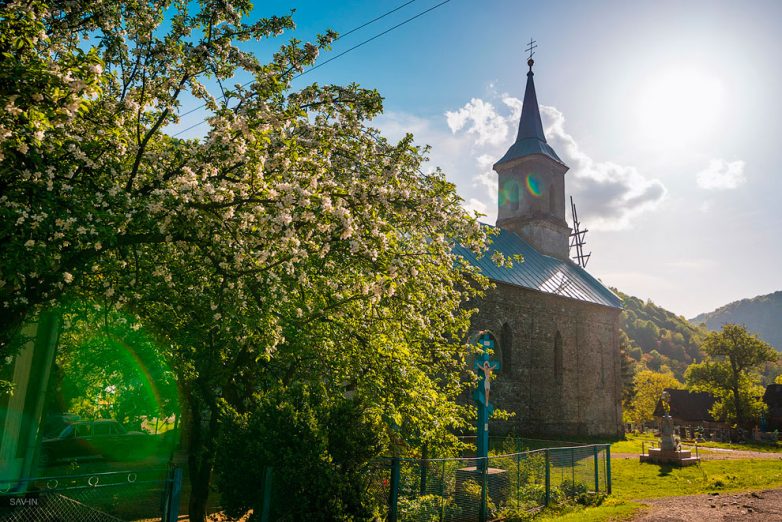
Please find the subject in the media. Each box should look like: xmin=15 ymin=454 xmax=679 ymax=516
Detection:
xmin=455 ymin=226 xmax=622 ymax=309
xmin=495 ymin=137 xmax=565 ymax=167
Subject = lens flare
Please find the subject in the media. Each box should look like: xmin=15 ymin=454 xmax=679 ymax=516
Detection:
xmin=61 ymin=327 xmax=178 ymax=425
xmin=525 ymin=174 xmax=542 ymax=198
xmin=499 ymin=179 xmax=520 ymax=207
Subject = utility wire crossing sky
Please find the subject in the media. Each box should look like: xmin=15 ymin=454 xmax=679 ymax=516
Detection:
xmin=172 ymin=0 xmax=782 ymax=319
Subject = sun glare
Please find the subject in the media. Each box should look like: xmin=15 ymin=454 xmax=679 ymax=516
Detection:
xmin=636 ymin=68 xmax=725 ymax=150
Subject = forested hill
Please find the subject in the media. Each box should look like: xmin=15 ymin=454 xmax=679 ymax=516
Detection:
xmin=690 ymin=291 xmax=782 ymax=351
xmin=614 ymin=289 xmax=707 ymax=379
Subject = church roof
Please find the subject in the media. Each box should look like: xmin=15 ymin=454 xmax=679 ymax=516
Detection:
xmin=495 ymin=62 xmax=566 ymax=168
xmin=653 ymin=389 xmax=717 ymax=422
xmin=763 ymin=384 xmax=782 ymax=416
xmin=455 ymin=226 xmax=622 ymax=309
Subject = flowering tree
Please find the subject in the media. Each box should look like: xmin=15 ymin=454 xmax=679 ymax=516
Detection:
xmin=1 ymin=1 xmax=490 ymax=518
xmin=0 ymin=0 xmax=309 ymax=353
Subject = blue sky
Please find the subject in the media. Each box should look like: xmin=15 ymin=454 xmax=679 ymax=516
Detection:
xmin=175 ymin=0 xmax=782 ymax=318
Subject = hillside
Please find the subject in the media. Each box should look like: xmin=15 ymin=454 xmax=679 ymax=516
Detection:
xmin=614 ymin=289 xmax=708 ymax=380
xmin=690 ymin=291 xmax=782 ymax=351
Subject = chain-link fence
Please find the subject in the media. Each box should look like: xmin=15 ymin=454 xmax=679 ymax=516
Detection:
xmin=240 ymin=443 xmax=611 ymax=521
xmin=0 ymin=467 xmax=180 ymax=522
xmin=382 ymin=444 xmax=611 ymax=522
xmin=457 ymin=436 xmax=582 ymax=454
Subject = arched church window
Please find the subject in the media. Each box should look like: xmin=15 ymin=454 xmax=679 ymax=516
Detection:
xmin=510 ymin=183 xmax=520 ymax=211
xmin=554 ymin=330 xmax=563 ymax=383
xmin=500 ymin=323 xmax=513 ymax=373
xmin=549 ymin=184 xmax=557 ymax=214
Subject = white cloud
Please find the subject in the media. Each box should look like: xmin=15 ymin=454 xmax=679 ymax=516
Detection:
xmin=539 ymin=104 xmax=667 ymax=230
xmin=501 ymin=96 xmax=523 ymax=121
xmin=445 ymin=98 xmax=509 ymax=146
xmin=696 ymin=159 xmax=746 ymax=190
xmin=373 ymin=111 xmax=487 ymax=216
xmin=464 ymin=198 xmax=488 ymax=217
xmin=376 ymin=94 xmax=666 ymax=230
xmin=474 ymin=154 xmax=498 ymax=200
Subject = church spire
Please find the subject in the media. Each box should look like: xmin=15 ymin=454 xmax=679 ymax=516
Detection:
xmin=517 ymin=59 xmax=547 ymax=143
xmin=494 ymin=57 xmax=565 ymax=168
xmin=493 ymin=46 xmax=571 ymax=260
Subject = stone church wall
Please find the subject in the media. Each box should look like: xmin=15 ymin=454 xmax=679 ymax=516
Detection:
xmin=469 ymin=281 xmax=623 ymax=437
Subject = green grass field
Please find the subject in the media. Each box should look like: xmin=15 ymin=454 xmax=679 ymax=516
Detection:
xmin=530 ymin=435 xmax=782 ymax=521
xmin=696 ymin=439 xmax=782 ymax=452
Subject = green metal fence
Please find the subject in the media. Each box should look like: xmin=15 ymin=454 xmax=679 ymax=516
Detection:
xmin=384 ymin=444 xmax=611 ymax=522
xmin=0 ymin=467 xmax=180 ymax=522
xmin=175 ymin=443 xmax=610 ymax=521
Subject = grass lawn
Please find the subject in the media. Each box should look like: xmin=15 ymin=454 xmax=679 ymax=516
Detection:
xmin=696 ymin=439 xmax=782 ymax=452
xmin=611 ymin=458 xmax=782 ymax=499
xmin=530 ymin=435 xmax=782 ymax=521
xmin=609 ymin=434 xmax=657 ymax=454
xmin=537 ymin=501 xmax=642 ymax=521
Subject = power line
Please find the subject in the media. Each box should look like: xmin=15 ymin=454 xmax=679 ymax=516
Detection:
xmin=176 ymin=0 xmax=418 ymax=121
xmin=338 ymin=0 xmax=418 ymax=41
xmin=172 ymin=0 xmax=451 ymax=137
xmin=293 ymin=0 xmax=449 ymax=78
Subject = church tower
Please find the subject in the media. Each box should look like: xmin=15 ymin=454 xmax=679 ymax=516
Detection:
xmin=494 ymin=57 xmax=571 ymax=260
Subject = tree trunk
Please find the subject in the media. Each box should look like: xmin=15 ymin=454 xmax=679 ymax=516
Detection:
xmin=729 ymin=357 xmax=744 ymax=428
xmin=187 ymin=395 xmax=218 ymax=522
xmin=732 ymin=383 xmax=743 ymax=428
xmin=188 ymin=455 xmax=213 ymax=522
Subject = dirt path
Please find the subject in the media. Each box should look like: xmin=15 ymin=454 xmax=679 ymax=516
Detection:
xmin=632 ymin=489 xmax=782 ymax=521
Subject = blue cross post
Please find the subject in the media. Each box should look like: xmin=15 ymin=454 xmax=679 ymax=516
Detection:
xmin=473 ymin=332 xmax=500 ymax=471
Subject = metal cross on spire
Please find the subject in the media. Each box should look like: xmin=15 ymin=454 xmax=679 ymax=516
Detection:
xmin=525 ymin=38 xmax=537 ymax=61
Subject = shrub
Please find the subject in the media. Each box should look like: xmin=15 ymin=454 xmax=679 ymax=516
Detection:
xmin=215 ymin=389 xmax=384 ymax=521
xmin=397 ymin=494 xmax=461 ymax=521
xmin=556 ymin=480 xmax=606 ymax=506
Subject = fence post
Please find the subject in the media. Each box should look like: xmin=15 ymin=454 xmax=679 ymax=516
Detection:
xmin=605 ymin=445 xmax=612 ymax=494
xmin=163 ymin=466 xmax=183 ymax=522
xmin=593 ymin=445 xmax=599 ymax=493
xmin=570 ymin=448 xmax=575 ymax=485
xmin=420 ymin=446 xmax=428 ymax=496
xmin=440 ymin=460 xmax=446 ymax=522
xmin=389 ymin=458 xmax=401 ymax=522
xmin=516 ymin=453 xmax=521 ymax=505
xmin=544 ymin=449 xmax=550 ymax=507
xmin=479 ymin=456 xmax=488 ymax=522
xmin=260 ymin=466 xmax=273 ymax=522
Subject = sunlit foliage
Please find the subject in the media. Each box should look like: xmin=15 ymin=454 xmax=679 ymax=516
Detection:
xmin=686 ymin=324 xmax=779 ymax=427
xmin=1 ymin=1 xmax=490 ymax=519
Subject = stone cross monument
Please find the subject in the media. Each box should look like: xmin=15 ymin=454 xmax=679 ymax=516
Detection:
xmin=659 ymin=390 xmax=677 ymax=451
xmin=640 ymin=390 xmax=700 ymax=466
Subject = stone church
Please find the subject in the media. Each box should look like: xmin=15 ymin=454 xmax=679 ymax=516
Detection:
xmin=455 ymin=58 xmax=623 ymax=437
